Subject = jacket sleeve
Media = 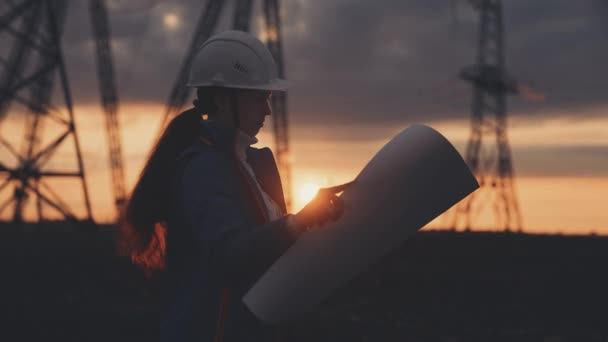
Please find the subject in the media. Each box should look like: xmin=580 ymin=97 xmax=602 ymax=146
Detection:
xmin=177 ymin=150 xmax=300 ymax=286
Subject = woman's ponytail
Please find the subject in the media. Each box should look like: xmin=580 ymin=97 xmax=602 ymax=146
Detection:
xmin=117 ymin=107 xmax=203 ymax=276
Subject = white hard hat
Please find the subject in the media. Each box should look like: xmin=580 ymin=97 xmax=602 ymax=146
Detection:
xmin=186 ymin=30 xmax=289 ymax=91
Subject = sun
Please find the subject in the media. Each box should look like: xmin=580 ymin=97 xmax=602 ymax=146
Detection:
xmin=295 ymin=182 xmax=320 ymax=210
xmin=163 ymin=13 xmax=180 ymax=31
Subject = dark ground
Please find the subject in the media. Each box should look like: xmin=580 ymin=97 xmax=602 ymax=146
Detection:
xmin=1 ymin=222 xmax=607 ymax=342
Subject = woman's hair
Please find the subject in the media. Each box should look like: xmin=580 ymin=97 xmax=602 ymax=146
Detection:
xmin=117 ymin=101 xmax=206 ymax=276
xmin=194 ymin=86 xmax=218 ymax=114
xmin=194 ymin=86 xmax=238 ymax=119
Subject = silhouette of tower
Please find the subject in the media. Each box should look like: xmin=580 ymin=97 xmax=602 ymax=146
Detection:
xmin=90 ymin=0 xmax=128 ymax=219
xmin=450 ymin=0 xmax=523 ymax=231
xmin=0 ymin=1 xmax=93 ymax=224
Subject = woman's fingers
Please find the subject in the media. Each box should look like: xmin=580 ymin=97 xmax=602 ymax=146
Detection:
xmin=306 ymin=191 xmax=348 ymax=229
xmin=329 ymin=195 xmax=344 ymax=221
xmin=328 ymin=194 xmax=341 ymax=208
xmin=317 ymin=195 xmax=343 ymax=224
xmin=318 ymin=180 xmax=356 ymax=195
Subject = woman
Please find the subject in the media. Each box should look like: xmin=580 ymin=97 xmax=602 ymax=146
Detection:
xmin=119 ymin=30 xmax=348 ymax=342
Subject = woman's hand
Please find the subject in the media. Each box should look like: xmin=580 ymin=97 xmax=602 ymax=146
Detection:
xmin=293 ymin=181 xmax=355 ymax=231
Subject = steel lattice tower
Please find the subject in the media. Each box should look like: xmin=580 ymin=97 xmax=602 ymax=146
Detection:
xmin=158 ymin=0 xmax=292 ymax=210
xmin=0 ymin=0 xmax=94 ymax=224
xmin=450 ymin=0 xmax=523 ymax=231
xmin=90 ymin=0 xmax=127 ymax=217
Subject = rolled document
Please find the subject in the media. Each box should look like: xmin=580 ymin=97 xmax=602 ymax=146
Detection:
xmin=243 ymin=124 xmax=479 ymax=324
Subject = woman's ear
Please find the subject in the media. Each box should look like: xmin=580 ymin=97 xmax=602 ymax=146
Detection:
xmin=212 ymin=92 xmax=230 ymax=113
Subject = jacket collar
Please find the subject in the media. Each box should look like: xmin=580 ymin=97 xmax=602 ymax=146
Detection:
xmin=199 ymin=119 xmax=259 ymax=158
xmin=199 ymin=119 xmax=238 ymax=152
xmin=236 ymin=130 xmax=258 ymax=162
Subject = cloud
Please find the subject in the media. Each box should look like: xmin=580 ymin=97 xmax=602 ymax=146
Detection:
xmin=276 ymin=0 xmax=608 ymax=125
xmin=511 ymin=144 xmax=608 ymax=177
xmin=7 ymin=0 xmax=606 ymax=127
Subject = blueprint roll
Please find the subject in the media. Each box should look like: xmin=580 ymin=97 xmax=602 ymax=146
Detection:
xmin=243 ymin=124 xmax=479 ymax=325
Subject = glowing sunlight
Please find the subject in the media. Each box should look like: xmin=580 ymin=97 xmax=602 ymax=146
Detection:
xmin=163 ymin=13 xmax=180 ymax=31
xmin=295 ymin=182 xmax=320 ymax=210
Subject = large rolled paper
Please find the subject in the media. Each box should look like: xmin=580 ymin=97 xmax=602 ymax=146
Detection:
xmin=243 ymin=124 xmax=479 ymax=324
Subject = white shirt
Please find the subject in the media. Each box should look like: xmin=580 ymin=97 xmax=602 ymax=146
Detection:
xmin=235 ymin=130 xmax=285 ymax=222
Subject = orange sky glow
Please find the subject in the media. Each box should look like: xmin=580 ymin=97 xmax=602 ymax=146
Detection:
xmin=0 ymin=103 xmax=606 ymax=235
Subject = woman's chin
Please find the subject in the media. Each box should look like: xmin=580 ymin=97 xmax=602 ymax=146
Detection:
xmin=244 ymin=130 xmax=258 ymax=139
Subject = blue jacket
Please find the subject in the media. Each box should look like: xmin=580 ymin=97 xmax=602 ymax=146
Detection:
xmin=161 ymin=113 xmax=298 ymax=342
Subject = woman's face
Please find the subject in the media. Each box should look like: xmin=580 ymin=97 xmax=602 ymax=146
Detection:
xmin=235 ymin=89 xmax=272 ymax=137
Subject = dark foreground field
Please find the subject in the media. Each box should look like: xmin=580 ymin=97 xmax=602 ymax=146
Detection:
xmin=1 ymin=222 xmax=607 ymax=342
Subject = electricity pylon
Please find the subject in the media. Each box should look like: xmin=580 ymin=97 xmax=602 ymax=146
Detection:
xmin=0 ymin=0 xmax=94 ymax=224
xmin=90 ymin=0 xmax=127 ymax=219
xmin=450 ymin=0 xmax=523 ymax=231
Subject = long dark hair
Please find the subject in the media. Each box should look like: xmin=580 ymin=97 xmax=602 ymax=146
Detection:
xmin=117 ymin=107 xmax=204 ymax=275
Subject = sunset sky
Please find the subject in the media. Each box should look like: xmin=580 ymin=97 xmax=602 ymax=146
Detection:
xmin=0 ymin=0 xmax=606 ymax=234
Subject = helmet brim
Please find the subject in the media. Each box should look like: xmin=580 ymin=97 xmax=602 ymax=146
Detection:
xmin=186 ymin=78 xmax=289 ymax=91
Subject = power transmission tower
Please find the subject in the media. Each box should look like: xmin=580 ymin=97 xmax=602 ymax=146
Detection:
xmin=263 ymin=0 xmax=291 ymax=211
xmin=158 ymin=0 xmax=293 ymax=210
xmin=0 ymin=0 xmax=94 ymax=224
xmin=450 ymin=0 xmax=523 ymax=231
xmin=90 ymin=0 xmax=127 ymax=219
